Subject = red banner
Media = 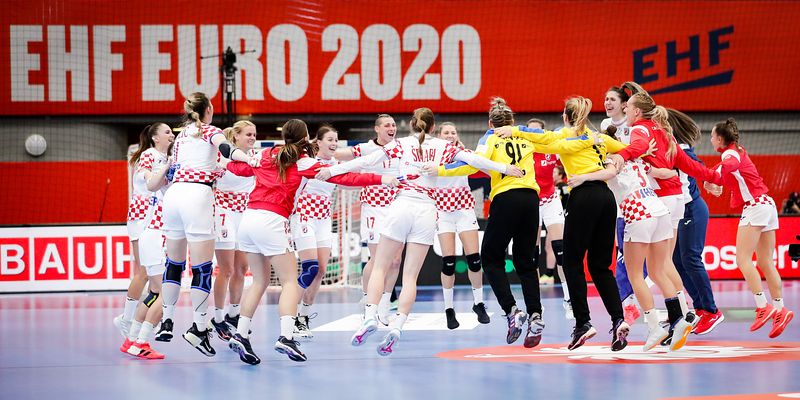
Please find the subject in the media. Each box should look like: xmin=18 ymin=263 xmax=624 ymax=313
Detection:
xmin=2 ymin=1 xmax=799 ymax=115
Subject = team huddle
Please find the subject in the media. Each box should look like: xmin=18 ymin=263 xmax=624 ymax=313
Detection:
xmin=113 ymin=82 xmax=794 ymax=365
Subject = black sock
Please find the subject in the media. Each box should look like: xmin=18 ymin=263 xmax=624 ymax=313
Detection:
xmin=665 ymin=297 xmax=682 ymax=324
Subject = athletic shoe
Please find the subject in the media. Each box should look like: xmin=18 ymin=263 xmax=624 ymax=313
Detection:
xmin=445 ymin=308 xmax=460 ymax=330
xmin=351 ymin=318 xmax=378 ymax=346
xmin=523 ymin=313 xmax=545 ymax=348
xmin=643 ymin=325 xmax=669 ymax=351
xmin=274 ymin=336 xmax=307 ymax=362
xmin=563 ymin=300 xmax=574 ymax=321
xmin=224 ymin=313 xmax=240 ymax=332
xmin=568 ymin=322 xmax=597 ymax=351
xmin=154 ymin=318 xmax=173 ymax=342
xmin=389 ymin=299 xmax=399 ymax=311
xmin=376 ymin=309 xmax=392 ymax=327
xmin=209 ymin=318 xmax=233 ymax=342
xmin=294 ymin=315 xmax=314 ymax=339
xmin=183 ymin=323 xmax=216 ymax=357
xmin=693 ymin=309 xmax=725 ymax=335
xmin=473 ymin=302 xmax=491 ymax=324
xmin=668 ymin=316 xmax=693 ymax=351
xmin=377 ymin=328 xmax=402 ymax=356
xmin=113 ymin=314 xmax=131 ymax=338
xmin=229 ymin=333 xmax=260 ymax=365
xmin=751 ymin=304 xmax=777 ymax=332
xmin=128 ymin=342 xmax=165 ymax=359
xmin=539 ymin=274 xmax=555 ymax=286
xmin=623 ymin=303 xmax=641 ymax=326
xmin=768 ymin=308 xmax=794 ymax=339
xmin=506 ymin=308 xmax=528 ymax=344
xmin=120 ymin=338 xmax=135 ymax=354
xmin=611 ymin=318 xmax=630 ymax=352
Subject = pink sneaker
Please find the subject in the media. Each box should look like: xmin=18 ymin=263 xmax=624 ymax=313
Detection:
xmin=750 ymin=304 xmax=776 ymax=332
xmin=623 ymin=303 xmax=641 ymax=326
xmin=120 ymin=338 xmax=134 ymax=354
xmin=768 ymin=308 xmax=794 ymax=338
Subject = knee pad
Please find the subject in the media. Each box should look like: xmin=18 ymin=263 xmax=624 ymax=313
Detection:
xmin=162 ymin=258 xmax=185 ymax=285
xmin=466 ymin=253 xmax=482 ymax=272
xmin=143 ymin=290 xmax=160 ymax=308
xmin=442 ymin=256 xmax=456 ymax=276
xmin=191 ymin=261 xmax=213 ymax=293
xmin=298 ymin=259 xmax=319 ymax=289
xmin=551 ymin=240 xmax=564 ymax=267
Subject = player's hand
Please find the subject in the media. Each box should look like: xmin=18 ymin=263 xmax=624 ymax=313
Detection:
xmin=246 ymin=156 xmax=259 ymax=167
xmin=593 ymin=133 xmax=605 ymax=146
xmin=315 ymin=168 xmax=332 ymax=181
xmin=650 ymin=167 xmax=677 ymax=179
xmin=419 ymin=162 xmax=438 ymax=176
xmin=504 ymin=165 xmax=524 ymax=177
xmin=704 ymin=181 xmax=723 ymax=197
xmin=382 ymin=176 xmax=400 ymax=187
xmin=493 ymin=126 xmax=513 ymax=139
xmin=643 ymin=139 xmax=658 ymax=157
xmin=568 ymin=174 xmax=588 ymax=188
xmin=607 ymin=153 xmax=625 ymax=171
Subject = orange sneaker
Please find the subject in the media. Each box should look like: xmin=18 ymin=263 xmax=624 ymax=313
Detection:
xmin=750 ymin=304 xmax=776 ymax=331
xmin=131 ymin=342 xmax=165 ymax=359
xmin=120 ymin=338 xmax=135 ymax=354
xmin=768 ymin=308 xmax=794 ymax=339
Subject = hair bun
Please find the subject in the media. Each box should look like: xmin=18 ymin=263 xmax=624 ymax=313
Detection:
xmin=491 ymin=97 xmax=506 ymax=108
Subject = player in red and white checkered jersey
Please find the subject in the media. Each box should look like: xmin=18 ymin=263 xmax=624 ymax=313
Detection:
xmin=324 ymin=108 xmax=518 ymax=355
xmin=207 ymin=121 xmax=258 ymax=341
xmin=116 ymin=123 xmax=173 ymax=359
xmin=431 ymin=122 xmax=489 ymax=330
xmin=157 ymin=93 xmax=257 ymax=357
xmin=333 ymin=114 xmax=405 ymax=324
xmin=224 ymin=119 xmax=396 ymax=364
xmin=703 ymin=118 xmax=793 ymax=338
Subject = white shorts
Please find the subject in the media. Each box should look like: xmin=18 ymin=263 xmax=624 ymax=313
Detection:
xmin=381 ymin=196 xmax=437 ymax=245
xmin=162 ymin=182 xmax=215 ymax=242
xmin=127 ymin=219 xmax=145 ymax=241
xmin=360 ymin=204 xmax=389 ymax=245
xmin=659 ymin=195 xmax=685 ymax=229
xmin=436 ymin=209 xmax=479 ymax=234
xmin=238 ymin=209 xmax=293 ymax=257
xmin=138 ymin=228 xmax=166 ymax=276
xmin=740 ymin=197 xmax=779 ymax=232
xmin=539 ymin=199 xmax=566 ymax=228
xmin=291 ymin=214 xmax=333 ymax=251
xmin=624 ymin=214 xmax=673 ymax=243
xmin=215 ymin=209 xmax=244 ymax=250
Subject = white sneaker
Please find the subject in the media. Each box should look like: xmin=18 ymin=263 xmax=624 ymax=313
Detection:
xmin=351 ymin=318 xmax=378 ymax=346
xmin=113 ymin=314 xmax=130 ymax=338
xmin=377 ymin=328 xmax=402 ymax=356
xmin=670 ymin=317 xmax=693 ymax=351
xmin=643 ymin=325 xmax=669 ymax=351
xmin=563 ymin=300 xmax=575 ymax=321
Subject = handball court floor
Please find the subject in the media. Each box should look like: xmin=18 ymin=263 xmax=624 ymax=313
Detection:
xmin=1 ymin=281 xmax=799 ymax=400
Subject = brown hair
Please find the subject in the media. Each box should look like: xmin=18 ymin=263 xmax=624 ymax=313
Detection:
xmin=222 ymin=120 xmax=255 ymax=147
xmin=526 ymin=118 xmax=546 ymax=129
xmin=375 ymin=114 xmax=393 ymax=127
xmin=555 ymin=165 xmax=566 ymax=180
xmin=410 ymin=107 xmax=435 ymax=158
xmin=667 ymin=108 xmax=700 ymax=146
xmin=436 ymin=122 xmax=463 ymax=148
xmin=607 ymin=85 xmax=631 ymax=103
xmin=183 ymin=92 xmax=211 ymax=137
xmin=621 ymin=81 xmax=647 ymax=99
xmin=275 ymin=119 xmax=315 ymax=181
xmin=627 ymin=91 xmax=676 ymax=159
xmin=563 ymin=96 xmax=595 ymax=136
xmin=312 ymin=124 xmax=338 ymax=154
xmin=130 ymin=123 xmax=168 ymax=167
xmin=489 ymin=97 xmax=514 ymax=127
xmin=713 ymin=118 xmax=740 ymax=147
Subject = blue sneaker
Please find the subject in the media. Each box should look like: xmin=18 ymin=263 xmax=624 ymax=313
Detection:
xmin=229 ymin=334 xmax=260 ymax=365
xmin=506 ymin=308 xmax=528 ymax=344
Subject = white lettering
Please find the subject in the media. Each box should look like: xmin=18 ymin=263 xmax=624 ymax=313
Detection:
xmin=114 ymin=241 xmax=130 ymax=273
xmin=441 ymin=25 xmax=481 ymax=101
xmin=702 ymin=245 xmax=719 ymax=270
xmin=0 ymin=244 xmax=26 ymax=275
xmin=223 ymin=25 xmax=264 ymax=101
xmin=720 ymin=245 xmax=737 ymax=270
xmin=361 ymin=24 xmax=401 ymax=101
xmin=76 ymin=242 xmax=103 ymax=276
xmin=177 ymin=25 xmax=219 ymax=99
xmin=10 ymin=25 xmax=44 ymax=101
xmin=47 ymin=25 xmax=89 ymax=101
xmin=321 ymin=24 xmax=360 ymax=100
xmin=92 ymin=25 xmax=125 ymax=101
xmin=38 ymin=243 xmax=66 ymax=275
xmin=141 ymin=25 xmax=174 ymax=101
xmin=266 ymin=24 xmax=308 ymax=101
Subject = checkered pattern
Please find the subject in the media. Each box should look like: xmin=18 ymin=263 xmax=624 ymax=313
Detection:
xmin=743 ymin=194 xmax=775 ymax=211
xmin=441 ymin=142 xmax=460 ymax=164
xmin=360 ymin=186 xmax=398 ymax=207
xmin=201 ymin=125 xmax=223 ymax=142
xmin=147 ymin=202 xmax=164 ymax=230
xmin=538 ymin=192 xmax=559 ymax=207
xmin=400 ymin=182 xmax=437 ymax=202
xmin=435 ymin=186 xmax=475 ymax=211
xmin=173 ymin=167 xmax=224 ymax=184
xmin=136 ymin=152 xmax=155 ymax=174
xmin=215 ymin=190 xmax=249 ymax=212
xmin=352 ymin=144 xmax=363 ymax=158
xmin=620 ymin=197 xmax=653 ymax=224
xmin=127 ymin=195 xmax=149 ymax=221
xmin=296 ymin=193 xmax=332 ymax=220
xmin=382 ymin=142 xmax=405 ymax=160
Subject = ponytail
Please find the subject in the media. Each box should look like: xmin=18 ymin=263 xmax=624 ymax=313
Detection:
xmin=182 ymin=92 xmax=211 ymax=137
xmin=411 ymin=107 xmax=435 ymax=159
xmin=129 ymin=123 xmax=163 ymax=167
xmin=563 ymin=97 xmax=596 ymax=135
xmin=276 ymin=119 xmax=315 ymax=181
xmin=714 ymin=118 xmax=740 ymax=148
xmin=488 ymin=97 xmax=514 ymax=127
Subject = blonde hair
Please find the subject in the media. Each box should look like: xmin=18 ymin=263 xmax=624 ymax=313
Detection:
xmin=563 ymin=96 xmax=595 ymax=136
xmin=183 ymin=92 xmax=211 ymax=137
xmin=222 ymin=120 xmax=255 ymax=146
xmin=410 ymin=107 xmax=435 ymax=159
xmin=628 ymin=92 xmax=676 ymax=159
xmin=488 ymin=97 xmax=514 ymax=127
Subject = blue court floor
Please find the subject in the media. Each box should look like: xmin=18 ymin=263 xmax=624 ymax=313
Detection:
xmin=1 ymin=281 xmax=799 ymax=400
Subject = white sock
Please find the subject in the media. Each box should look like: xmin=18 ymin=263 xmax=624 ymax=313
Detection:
xmin=190 ymin=288 xmax=210 ymax=327
xmin=773 ymin=298 xmax=784 ymax=310
xmin=161 ymin=282 xmax=180 ymax=312
xmin=644 ymin=276 xmax=655 ymax=288
xmin=298 ymin=302 xmax=311 ymax=317
xmin=622 ymin=295 xmax=635 ymax=307
xmin=557 ymin=265 xmax=570 ymax=301
xmin=280 ymin=315 xmax=294 ymax=340
xmin=754 ymin=292 xmax=768 ymax=308
xmin=390 ymin=313 xmax=408 ymax=330
xmin=123 ymin=297 xmax=138 ymax=321
xmin=379 ymin=292 xmax=391 ymax=311
xmin=676 ymin=291 xmax=690 ymax=315
xmin=162 ymin=304 xmax=175 ymax=321
xmin=237 ymin=316 xmax=252 ymax=339
xmin=128 ymin=320 xmax=143 ymax=342
xmin=643 ymin=309 xmax=659 ymax=331
xmin=472 ymin=287 xmax=484 ymax=305
xmin=364 ymin=303 xmax=378 ymax=321
xmin=227 ymin=304 xmax=240 ymax=317
xmin=136 ymin=322 xmax=155 ymax=344
xmin=193 ymin=311 xmax=207 ymax=328
xmin=214 ymin=308 xmax=225 ymax=323
xmin=443 ymin=288 xmax=454 ymax=310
